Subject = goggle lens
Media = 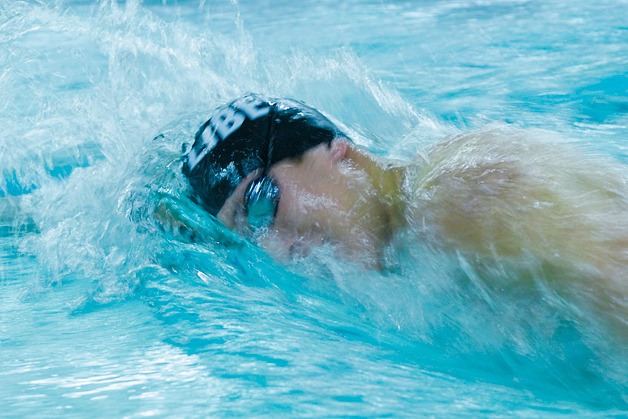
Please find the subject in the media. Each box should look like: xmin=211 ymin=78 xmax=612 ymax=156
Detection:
xmin=243 ymin=176 xmax=280 ymax=230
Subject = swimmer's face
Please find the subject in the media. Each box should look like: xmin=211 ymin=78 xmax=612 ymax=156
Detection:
xmin=217 ymin=140 xmax=382 ymax=261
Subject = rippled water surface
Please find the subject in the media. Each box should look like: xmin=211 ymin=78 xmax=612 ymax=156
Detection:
xmin=1 ymin=0 xmax=626 ymax=416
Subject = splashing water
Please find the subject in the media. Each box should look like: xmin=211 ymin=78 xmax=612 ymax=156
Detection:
xmin=1 ymin=0 xmax=626 ymax=416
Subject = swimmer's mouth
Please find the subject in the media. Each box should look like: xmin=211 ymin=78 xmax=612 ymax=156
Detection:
xmin=287 ymin=236 xmax=338 ymax=258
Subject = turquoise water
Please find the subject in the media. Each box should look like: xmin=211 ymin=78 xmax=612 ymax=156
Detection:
xmin=1 ymin=0 xmax=626 ymax=416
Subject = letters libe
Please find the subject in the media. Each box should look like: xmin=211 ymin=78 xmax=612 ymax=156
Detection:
xmin=187 ymin=96 xmax=271 ymax=171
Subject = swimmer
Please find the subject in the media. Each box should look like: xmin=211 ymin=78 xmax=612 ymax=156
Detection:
xmin=181 ymin=94 xmax=627 ymax=287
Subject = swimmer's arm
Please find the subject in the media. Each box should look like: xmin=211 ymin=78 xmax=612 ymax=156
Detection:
xmin=153 ymin=197 xmax=245 ymax=247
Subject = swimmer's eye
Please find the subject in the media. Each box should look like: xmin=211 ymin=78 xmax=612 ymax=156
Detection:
xmin=243 ymin=175 xmax=280 ymax=231
xmin=242 ymin=102 xmax=280 ymax=232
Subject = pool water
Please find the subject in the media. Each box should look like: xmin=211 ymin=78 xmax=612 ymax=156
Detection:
xmin=1 ymin=0 xmax=626 ymax=416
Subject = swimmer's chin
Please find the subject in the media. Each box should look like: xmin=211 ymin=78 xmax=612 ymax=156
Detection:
xmin=257 ymin=232 xmax=324 ymax=262
xmin=260 ymin=234 xmax=382 ymax=271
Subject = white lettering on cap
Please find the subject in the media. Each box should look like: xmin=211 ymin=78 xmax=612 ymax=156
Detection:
xmin=213 ymin=106 xmax=245 ymax=140
xmin=236 ymin=95 xmax=271 ymax=120
xmin=186 ymin=126 xmax=217 ymax=170
xmin=186 ymin=96 xmax=271 ymax=171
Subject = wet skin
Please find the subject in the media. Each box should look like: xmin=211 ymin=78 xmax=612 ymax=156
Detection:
xmin=217 ymin=139 xmax=403 ymax=264
xmin=216 ymin=130 xmax=626 ymax=293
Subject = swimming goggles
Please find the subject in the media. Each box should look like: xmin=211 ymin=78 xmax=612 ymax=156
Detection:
xmin=243 ymin=104 xmax=280 ymax=230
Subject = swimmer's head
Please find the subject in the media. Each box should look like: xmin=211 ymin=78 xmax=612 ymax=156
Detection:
xmin=183 ymin=94 xmax=400 ymax=265
xmin=182 ymin=94 xmax=346 ymax=217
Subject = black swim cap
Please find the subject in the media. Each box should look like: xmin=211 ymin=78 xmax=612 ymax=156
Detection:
xmin=182 ymin=94 xmax=346 ymax=216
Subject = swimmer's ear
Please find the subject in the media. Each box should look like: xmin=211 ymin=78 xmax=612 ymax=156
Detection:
xmin=330 ymin=138 xmax=348 ymax=163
